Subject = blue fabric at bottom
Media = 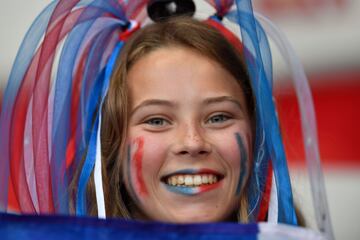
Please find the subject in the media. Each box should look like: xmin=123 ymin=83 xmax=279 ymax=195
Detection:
xmin=0 ymin=213 xmax=258 ymax=240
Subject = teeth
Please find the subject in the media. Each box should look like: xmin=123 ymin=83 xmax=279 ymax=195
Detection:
xmin=208 ymin=175 xmax=214 ymax=184
xmin=171 ymin=176 xmax=177 ymax=186
xmin=177 ymin=175 xmax=184 ymax=185
xmin=184 ymin=175 xmax=193 ymax=186
xmin=165 ymin=174 xmax=220 ymax=187
xmin=201 ymin=175 xmax=208 ymax=184
xmin=194 ymin=175 xmax=202 ymax=186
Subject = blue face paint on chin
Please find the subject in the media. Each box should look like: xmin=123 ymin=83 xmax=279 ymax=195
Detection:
xmin=235 ymin=133 xmax=248 ymax=195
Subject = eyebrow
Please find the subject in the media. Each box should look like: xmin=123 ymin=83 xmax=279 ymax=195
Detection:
xmin=131 ymin=99 xmax=176 ymax=115
xmin=203 ymin=96 xmax=244 ymax=110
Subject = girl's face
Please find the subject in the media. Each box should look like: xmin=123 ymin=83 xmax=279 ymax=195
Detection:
xmin=124 ymin=46 xmax=252 ymax=223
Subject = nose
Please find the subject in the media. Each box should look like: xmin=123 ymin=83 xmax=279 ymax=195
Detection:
xmin=173 ymin=123 xmax=211 ymax=157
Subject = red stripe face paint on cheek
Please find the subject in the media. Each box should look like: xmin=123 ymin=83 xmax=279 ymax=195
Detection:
xmin=132 ymin=137 xmax=148 ymax=197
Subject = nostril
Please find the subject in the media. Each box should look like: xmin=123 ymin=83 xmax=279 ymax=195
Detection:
xmin=178 ymin=150 xmax=208 ymax=156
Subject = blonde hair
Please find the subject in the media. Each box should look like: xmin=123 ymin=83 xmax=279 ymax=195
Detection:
xmin=72 ymin=17 xmax=255 ymax=222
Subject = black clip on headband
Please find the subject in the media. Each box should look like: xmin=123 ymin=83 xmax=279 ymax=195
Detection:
xmin=147 ymin=0 xmax=196 ymax=22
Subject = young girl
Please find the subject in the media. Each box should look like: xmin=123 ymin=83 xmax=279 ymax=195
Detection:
xmin=0 ymin=0 xmax=332 ymax=238
xmin=83 ymin=17 xmax=255 ymax=222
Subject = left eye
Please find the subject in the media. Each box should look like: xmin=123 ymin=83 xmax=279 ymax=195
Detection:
xmin=207 ymin=114 xmax=231 ymax=124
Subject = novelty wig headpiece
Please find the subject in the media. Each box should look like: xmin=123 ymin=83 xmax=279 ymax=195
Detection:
xmin=0 ymin=0 xmax=333 ymax=239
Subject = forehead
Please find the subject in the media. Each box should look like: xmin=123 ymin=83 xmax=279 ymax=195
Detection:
xmin=127 ymin=46 xmax=247 ymax=106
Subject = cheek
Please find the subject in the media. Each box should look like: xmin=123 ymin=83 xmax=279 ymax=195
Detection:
xmin=140 ymin=135 xmax=169 ymax=169
xmin=218 ymin=137 xmax=241 ymax=166
xmin=127 ymin=137 xmax=148 ymax=199
xmin=211 ymin=128 xmax=251 ymax=195
xmin=214 ymin=130 xmax=250 ymax=167
xmin=126 ymin=135 xmax=169 ymax=199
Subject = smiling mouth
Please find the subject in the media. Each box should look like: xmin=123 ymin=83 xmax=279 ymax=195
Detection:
xmin=164 ymin=174 xmax=220 ymax=187
xmin=161 ymin=169 xmax=224 ymax=195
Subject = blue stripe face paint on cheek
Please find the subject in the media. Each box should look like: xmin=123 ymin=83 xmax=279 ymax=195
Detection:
xmin=235 ymin=133 xmax=248 ymax=195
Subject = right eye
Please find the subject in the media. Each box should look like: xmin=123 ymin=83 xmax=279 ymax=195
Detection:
xmin=144 ymin=117 xmax=170 ymax=127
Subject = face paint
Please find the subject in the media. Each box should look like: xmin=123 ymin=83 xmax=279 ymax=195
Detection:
xmin=132 ymin=137 xmax=148 ymax=197
xmin=127 ymin=137 xmax=148 ymax=200
xmin=127 ymin=145 xmax=139 ymax=202
xmin=235 ymin=133 xmax=248 ymax=195
xmin=164 ymin=182 xmax=222 ymax=196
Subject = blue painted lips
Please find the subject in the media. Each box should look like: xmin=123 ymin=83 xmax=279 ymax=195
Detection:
xmin=164 ymin=184 xmax=198 ymax=196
